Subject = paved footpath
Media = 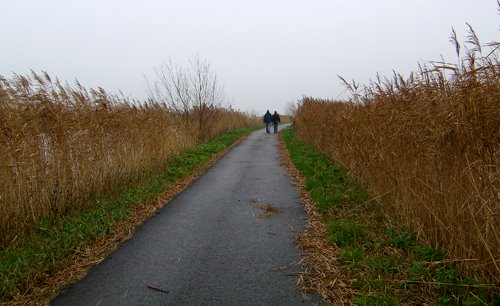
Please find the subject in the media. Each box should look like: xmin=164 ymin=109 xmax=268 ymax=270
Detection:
xmin=52 ymin=127 xmax=323 ymax=305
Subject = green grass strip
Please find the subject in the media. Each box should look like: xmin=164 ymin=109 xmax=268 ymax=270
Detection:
xmin=282 ymin=127 xmax=370 ymax=213
xmin=0 ymin=126 xmax=258 ymax=302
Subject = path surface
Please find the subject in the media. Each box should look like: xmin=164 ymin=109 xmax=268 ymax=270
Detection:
xmin=52 ymin=127 xmax=322 ymax=305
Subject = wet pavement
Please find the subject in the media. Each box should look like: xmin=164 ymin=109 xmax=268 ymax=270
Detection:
xmin=52 ymin=127 xmax=323 ymax=305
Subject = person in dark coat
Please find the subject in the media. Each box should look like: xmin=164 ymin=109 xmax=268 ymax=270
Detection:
xmin=263 ymin=110 xmax=272 ymax=133
xmin=272 ymin=111 xmax=281 ymax=133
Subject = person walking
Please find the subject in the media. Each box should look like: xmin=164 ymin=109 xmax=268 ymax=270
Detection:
xmin=272 ymin=111 xmax=281 ymax=133
xmin=263 ymin=110 xmax=272 ymax=133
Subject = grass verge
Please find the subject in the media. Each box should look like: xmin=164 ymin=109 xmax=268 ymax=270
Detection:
xmin=281 ymin=127 xmax=500 ymax=305
xmin=0 ymin=126 xmax=258 ymax=305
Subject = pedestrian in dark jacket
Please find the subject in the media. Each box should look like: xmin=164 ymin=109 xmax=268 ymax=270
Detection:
xmin=263 ymin=110 xmax=272 ymax=133
xmin=272 ymin=111 xmax=281 ymax=133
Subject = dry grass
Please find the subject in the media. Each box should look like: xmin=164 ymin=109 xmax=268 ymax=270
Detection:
xmin=256 ymin=203 xmax=279 ymax=214
xmin=292 ymin=30 xmax=499 ymax=282
xmin=278 ymin=133 xmax=354 ymax=305
xmin=0 ymin=71 xmax=256 ymax=248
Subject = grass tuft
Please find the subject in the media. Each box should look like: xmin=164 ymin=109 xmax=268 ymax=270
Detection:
xmin=327 ymin=221 xmax=367 ymax=247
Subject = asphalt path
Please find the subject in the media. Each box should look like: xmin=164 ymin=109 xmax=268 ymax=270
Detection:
xmin=52 ymin=126 xmax=322 ymax=305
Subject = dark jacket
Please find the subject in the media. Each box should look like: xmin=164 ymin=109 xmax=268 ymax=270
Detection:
xmin=263 ymin=111 xmax=272 ymax=123
xmin=272 ymin=113 xmax=280 ymax=123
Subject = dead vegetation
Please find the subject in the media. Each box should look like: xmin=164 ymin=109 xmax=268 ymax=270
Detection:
xmin=292 ymin=27 xmax=499 ymax=282
xmin=278 ymin=134 xmax=353 ymax=305
xmin=0 ymin=71 xmax=257 ymax=248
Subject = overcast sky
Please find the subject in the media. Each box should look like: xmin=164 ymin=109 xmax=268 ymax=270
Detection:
xmin=1 ymin=0 xmax=498 ymax=114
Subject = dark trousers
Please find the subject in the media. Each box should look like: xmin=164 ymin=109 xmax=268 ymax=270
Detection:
xmin=273 ymin=122 xmax=279 ymax=133
xmin=265 ymin=122 xmax=271 ymax=133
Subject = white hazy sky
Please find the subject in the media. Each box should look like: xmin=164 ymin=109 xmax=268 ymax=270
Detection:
xmin=1 ymin=0 xmax=498 ymax=114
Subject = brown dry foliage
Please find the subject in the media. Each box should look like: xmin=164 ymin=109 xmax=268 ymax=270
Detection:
xmin=278 ymin=134 xmax=353 ymax=304
xmin=293 ymin=31 xmax=499 ymax=282
xmin=0 ymin=71 xmax=256 ymax=247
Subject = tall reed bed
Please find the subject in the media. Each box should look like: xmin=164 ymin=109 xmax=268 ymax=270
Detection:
xmin=0 ymin=72 xmax=255 ymax=247
xmin=293 ymin=30 xmax=499 ymax=281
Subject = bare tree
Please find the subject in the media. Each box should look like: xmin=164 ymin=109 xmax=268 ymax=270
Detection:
xmin=285 ymin=100 xmax=297 ymax=117
xmin=146 ymin=55 xmax=226 ymax=142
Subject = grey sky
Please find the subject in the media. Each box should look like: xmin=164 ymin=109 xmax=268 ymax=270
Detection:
xmin=1 ymin=0 xmax=498 ymax=114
